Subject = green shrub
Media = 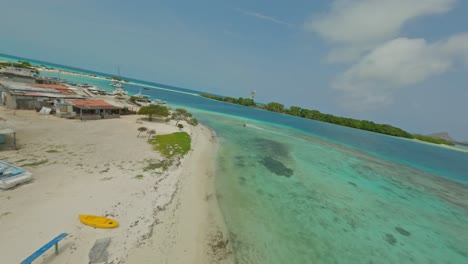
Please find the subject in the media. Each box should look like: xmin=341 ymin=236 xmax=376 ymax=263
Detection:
xmin=149 ymin=132 xmax=191 ymax=158
xmin=188 ymin=118 xmax=199 ymax=126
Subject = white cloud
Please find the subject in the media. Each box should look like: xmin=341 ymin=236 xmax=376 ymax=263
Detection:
xmin=306 ymin=0 xmax=455 ymax=62
xmin=333 ymin=33 xmax=468 ymax=110
xmin=235 ymin=8 xmax=293 ymax=26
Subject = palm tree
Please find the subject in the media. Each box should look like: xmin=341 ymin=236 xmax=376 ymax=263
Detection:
xmin=147 ymin=129 xmax=156 ymax=141
xmin=137 ymin=127 xmax=147 ymax=137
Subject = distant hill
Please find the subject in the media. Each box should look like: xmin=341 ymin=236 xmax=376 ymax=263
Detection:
xmin=428 ymin=132 xmax=468 ymax=145
xmin=428 ymin=132 xmax=455 ymax=142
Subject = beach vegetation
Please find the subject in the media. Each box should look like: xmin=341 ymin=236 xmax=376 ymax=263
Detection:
xmin=130 ymin=95 xmax=144 ymax=102
xmin=208 ymin=231 xmax=231 ymax=259
xmin=201 ymin=94 xmax=256 ymax=107
xmin=19 ymin=61 xmax=32 ymax=67
xmin=200 ymin=94 xmax=454 ymax=146
xmin=111 ymin=76 xmax=129 ymax=82
xmin=188 ymin=118 xmax=199 ymax=126
xmin=45 ymin=149 xmax=60 ymax=153
xmin=21 ymin=159 xmax=48 ymax=167
xmin=149 ymin=132 xmax=191 ymax=159
xmin=0 ymin=212 xmax=12 ymax=218
xmin=177 ymin=124 xmax=184 ymax=129
xmin=143 ymin=159 xmax=173 ymax=171
xmin=147 ymin=129 xmax=156 ymax=141
xmin=134 ymin=174 xmax=144 ymax=180
xmin=287 ymin=106 xmax=302 ymax=116
xmin=266 ymin=102 xmax=285 ymax=113
xmin=138 ymin=105 xmax=170 ymax=121
xmin=172 ymin=108 xmax=192 ymax=125
xmin=0 ymin=60 xmax=39 ymax=74
xmin=137 ymin=126 xmax=148 ymax=137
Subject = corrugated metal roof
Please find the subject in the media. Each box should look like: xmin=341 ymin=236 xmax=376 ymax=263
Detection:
xmin=69 ymin=100 xmax=112 ymax=107
xmin=29 ymin=84 xmax=76 ymax=95
xmin=20 ymin=92 xmax=80 ymax=98
xmin=0 ymin=80 xmax=59 ymax=93
xmin=68 ymin=100 xmax=121 ymax=109
xmin=0 ymin=81 xmax=77 ymax=95
xmin=29 ymin=84 xmax=68 ymax=90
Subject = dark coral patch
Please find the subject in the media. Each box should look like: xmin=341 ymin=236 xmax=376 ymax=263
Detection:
xmin=395 ymin=227 xmax=411 ymax=236
xmin=260 ymin=157 xmax=293 ymax=177
xmin=384 ymin=233 xmax=397 ymax=246
xmin=255 ymin=138 xmax=290 ymax=158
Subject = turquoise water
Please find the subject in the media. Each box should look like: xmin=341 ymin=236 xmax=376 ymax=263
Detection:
xmin=2 ymin=54 xmax=468 ymax=263
xmin=201 ymin=114 xmax=468 ymax=263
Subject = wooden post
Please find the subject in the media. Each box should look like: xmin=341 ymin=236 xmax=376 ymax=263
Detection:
xmin=13 ymin=132 xmax=16 ymax=150
xmin=55 ymin=242 xmax=58 ymax=255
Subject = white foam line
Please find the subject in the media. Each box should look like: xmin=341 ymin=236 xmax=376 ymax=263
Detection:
xmin=128 ymin=82 xmax=200 ymax=96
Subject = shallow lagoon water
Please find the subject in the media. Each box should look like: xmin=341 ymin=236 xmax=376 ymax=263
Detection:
xmin=2 ymin=54 xmax=468 ymax=263
xmin=201 ymin=113 xmax=468 ymax=264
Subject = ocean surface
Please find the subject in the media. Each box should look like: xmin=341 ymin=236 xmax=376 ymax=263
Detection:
xmin=2 ymin=54 xmax=468 ymax=263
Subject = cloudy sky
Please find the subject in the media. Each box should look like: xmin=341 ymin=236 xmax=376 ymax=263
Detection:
xmin=1 ymin=0 xmax=467 ymax=140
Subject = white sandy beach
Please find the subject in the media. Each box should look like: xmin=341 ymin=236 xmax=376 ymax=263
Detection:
xmin=0 ymin=108 xmax=232 ymax=264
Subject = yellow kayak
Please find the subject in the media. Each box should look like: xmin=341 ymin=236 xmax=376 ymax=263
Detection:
xmin=79 ymin=215 xmax=119 ymax=229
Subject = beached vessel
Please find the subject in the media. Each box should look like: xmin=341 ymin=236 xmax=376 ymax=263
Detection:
xmin=0 ymin=161 xmax=32 ymax=189
xmin=79 ymin=215 xmax=119 ymax=228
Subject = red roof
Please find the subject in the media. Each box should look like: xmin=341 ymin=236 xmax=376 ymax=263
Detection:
xmin=69 ymin=100 xmax=113 ymax=107
xmin=30 ymin=84 xmax=68 ymax=90
xmin=30 ymin=83 xmax=76 ymax=95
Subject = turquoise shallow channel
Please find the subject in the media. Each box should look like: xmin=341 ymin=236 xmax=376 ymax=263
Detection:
xmin=201 ymin=113 xmax=468 ymax=264
xmin=2 ymin=54 xmax=468 ymax=263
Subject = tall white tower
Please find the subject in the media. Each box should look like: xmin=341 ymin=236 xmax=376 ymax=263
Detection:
xmin=250 ymin=90 xmax=256 ymax=100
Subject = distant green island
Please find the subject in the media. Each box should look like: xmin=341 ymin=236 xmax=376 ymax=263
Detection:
xmin=200 ymin=94 xmax=454 ymax=146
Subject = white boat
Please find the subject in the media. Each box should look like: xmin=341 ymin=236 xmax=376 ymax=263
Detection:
xmin=109 ymin=81 xmax=122 ymax=88
xmin=134 ymin=87 xmax=150 ymax=99
xmin=85 ymin=87 xmax=108 ymax=95
xmin=111 ymin=87 xmax=128 ymax=96
xmin=151 ymin=99 xmax=167 ymax=105
xmin=110 ymin=66 xmax=128 ymax=95
xmin=0 ymin=161 xmax=32 ymax=189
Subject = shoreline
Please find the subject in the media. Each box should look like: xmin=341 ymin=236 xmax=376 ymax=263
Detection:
xmin=36 ymin=67 xmax=115 ymax=83
xmin=0 ymin=108 xmax=232 ymax=263
xmin=38 ymin=68 xmax=201 ymax=97
xmin=407 ymin=138 xmax=468 ymax=154
xmin=125 ymin=125 xmax=233 ymax=263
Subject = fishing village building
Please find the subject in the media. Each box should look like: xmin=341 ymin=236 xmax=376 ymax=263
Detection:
xmin=56 ymin=99 xmax=123 ymax=120
xmin=0 ymin=81 xmax=86 ymax=110
xmin=0 ymin=80 xmax=125 ymax=120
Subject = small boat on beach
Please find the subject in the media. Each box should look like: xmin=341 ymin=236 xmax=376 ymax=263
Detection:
xmin=0 ymin=161 xmax=32 ymax=189
xmin=79 ymin=215 xmax=119 ymax=229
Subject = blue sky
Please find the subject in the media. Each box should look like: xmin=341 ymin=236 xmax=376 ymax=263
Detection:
xmin=1 ymin=0 xmax=468 ymax=140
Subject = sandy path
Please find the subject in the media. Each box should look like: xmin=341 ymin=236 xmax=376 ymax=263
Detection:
xmin=0 ymin=108 xmax=232 ymax=264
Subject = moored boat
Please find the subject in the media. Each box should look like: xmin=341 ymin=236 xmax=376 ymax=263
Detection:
xmin=0 ymin=161 xmax=32 ymax=189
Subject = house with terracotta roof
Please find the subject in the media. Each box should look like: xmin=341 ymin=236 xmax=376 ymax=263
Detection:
xmin=56 ymin=99 xmax=122 ymax=120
